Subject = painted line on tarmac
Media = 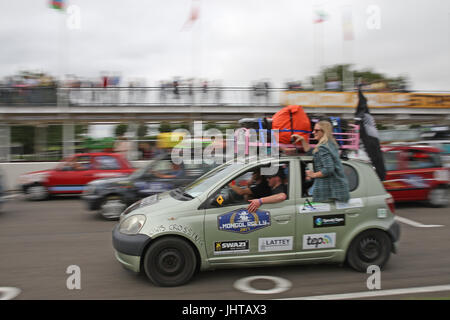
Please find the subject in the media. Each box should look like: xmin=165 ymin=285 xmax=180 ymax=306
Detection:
xmin=395 ymin=216 xmax=444 ymax=228
xmin=0 ymin=287 xmax=21 ymax=300
xmin=279 ymin=284 xmax=450 ymax=300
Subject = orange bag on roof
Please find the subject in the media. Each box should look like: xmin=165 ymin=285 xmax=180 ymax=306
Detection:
xmin=271 ymin=105 xmax=311 ymax=145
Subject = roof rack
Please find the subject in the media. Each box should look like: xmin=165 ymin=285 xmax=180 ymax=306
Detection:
xmin=234 ymin=124 xmax=360 ymax=156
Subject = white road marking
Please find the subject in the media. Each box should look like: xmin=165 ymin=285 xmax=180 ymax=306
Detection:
xmin=2 ymin=194 xmax=21 ymax=200
xmin=0 ymin=287 xmax=21 ymax=300
xmin=279 ymin=284 xmax=450 ymax=300
xmin=234 ymin=276 xmax=292 ymax=295
xmin=395 ymin=216 xmax=444 ymax=228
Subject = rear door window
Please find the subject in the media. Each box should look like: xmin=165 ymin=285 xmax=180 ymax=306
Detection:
xmin=384 ymin=151 xmax=400 ymax=171
xmin=94 ymin=156 xmax=121 ymax=170
xmin=406 ymin=151 xmax=442 ymax=169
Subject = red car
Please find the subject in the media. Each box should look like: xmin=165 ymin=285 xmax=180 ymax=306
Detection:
xmin=19 ymin=153 xmax=135 ymax=200
xmin=382 ymin=145 xmax=449 ymax=207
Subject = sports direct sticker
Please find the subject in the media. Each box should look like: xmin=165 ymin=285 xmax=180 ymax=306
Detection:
xmin=258 ymin=236 xmax=293 ymax=252
xmin=303 ymin=233 xmax=336 ymax=250
xmin=218 ymin=209 xmax=271 ymax=234
xmin=299 ymin=203 xmax=331 ymax=214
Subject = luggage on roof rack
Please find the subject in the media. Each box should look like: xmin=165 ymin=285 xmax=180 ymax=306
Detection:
xmin=236 ymin=106 xmax=359 ymax=155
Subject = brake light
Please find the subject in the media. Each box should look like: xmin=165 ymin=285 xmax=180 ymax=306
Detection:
xmin=386 ymin=196 xmax=395 ymax=214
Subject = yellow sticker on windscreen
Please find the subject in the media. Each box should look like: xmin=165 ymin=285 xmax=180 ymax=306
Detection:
xmin=216 ymin=195 xmax=224 ymax=206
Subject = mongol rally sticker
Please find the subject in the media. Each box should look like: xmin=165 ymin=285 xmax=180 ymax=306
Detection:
xmin=218 ymin=209 xmax=271 ymax=234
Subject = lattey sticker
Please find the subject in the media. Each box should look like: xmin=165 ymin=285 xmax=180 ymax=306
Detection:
xmin=258 ymin=236 xmax=293 ymax=252
xmin=313 ymin=214 xmax=345 ymax=228
xmin=214 ymin=240 xmax=249 ymax=255
xmin=218 ymin=209 xmax=271 ymax=234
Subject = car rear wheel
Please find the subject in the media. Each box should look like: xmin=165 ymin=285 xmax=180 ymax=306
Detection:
xmin=143 ymin=237 xmax=197 ymax=287
xmin=25 ymin=184 xmax=49 ymax=201
xmin=427 ymin=187 xmax=449 ymax=207
xmin=346 ymin=229 xmax=392 ymax=272
xmin=100 ymin=195 xmax=127 ymax=220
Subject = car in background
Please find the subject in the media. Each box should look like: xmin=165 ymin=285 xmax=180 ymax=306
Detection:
xmin=382 ymin=145 xmax=449 ymax=207
xmin=82 ymin=153 xmax=219 ymax=220
xmin=19 ymin=152 xmax=135 ymax=200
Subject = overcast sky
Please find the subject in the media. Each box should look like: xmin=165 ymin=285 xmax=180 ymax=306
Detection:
xmin=0 ymin=0 xmax=449 ymax=90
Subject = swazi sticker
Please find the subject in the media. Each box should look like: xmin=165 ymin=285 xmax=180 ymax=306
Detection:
xmin=218 ymin=209 xmax=271 ymax=234
xmin=214 ymin=240 xmax=249 ymax=255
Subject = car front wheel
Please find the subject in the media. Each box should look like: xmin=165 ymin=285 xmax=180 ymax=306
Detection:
xmin=427 ymin=187 xmax=449 ymax=208
xmin=25 ymin=184 xmax=49 ymax=201
xmin=100 ymin=195 xmax=127 ymax=220
xmin=346 ymin=229 xmax=392 ymax=272
xmin=143 ymin=237 xmax=197 ymax=287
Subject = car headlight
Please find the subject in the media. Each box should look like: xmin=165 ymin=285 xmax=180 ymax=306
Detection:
xmin=119 ymin=214 xmax=146 ymax=235
xmin=83 ymin=184 xmax=96 ymax=195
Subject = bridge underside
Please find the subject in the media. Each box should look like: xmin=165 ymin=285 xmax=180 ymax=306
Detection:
xmin=1 ymin=104 xmax=449 ymax=124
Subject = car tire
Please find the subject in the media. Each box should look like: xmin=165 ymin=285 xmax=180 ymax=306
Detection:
xmin=346 ymin=229 xmax=392 ymax=272
xmin=143 ymin=237 xmax=197 ymax=287
xmin=427 ymin=187 xmax=449 ymax=208
xmin=25 ymin=184 xmax=49 ymax=201
xmin=100 ymin=195 xmax=127 ymax=220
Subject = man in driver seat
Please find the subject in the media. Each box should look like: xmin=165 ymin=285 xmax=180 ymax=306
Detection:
xmin=228 ymin=168 xmax=272 ymax=201
xmin=247 ymin=169 xmax=288 ymax=213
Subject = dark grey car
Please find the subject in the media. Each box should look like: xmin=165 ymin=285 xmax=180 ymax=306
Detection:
xmin=82 ymin=154 xmax=219 ymax=219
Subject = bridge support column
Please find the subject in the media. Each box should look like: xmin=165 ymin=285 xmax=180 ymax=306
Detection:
xmin=63 ymin=122 xmax=75 ymax=158
xmin=35 ymin=125 xmax=47 ymax=161
xmin=126 ymin=122 xmax=139 ymax=161
xmin=0 ymin=124 xmax=11 ymax=162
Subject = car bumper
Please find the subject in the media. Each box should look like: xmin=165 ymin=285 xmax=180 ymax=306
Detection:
xmin=114 ymin=251 xmax=142 ymax=273
xmin=82 ymin=194 xmax=103 ymax=211
xmin=112 ymin=225 xmax=151 ymax=273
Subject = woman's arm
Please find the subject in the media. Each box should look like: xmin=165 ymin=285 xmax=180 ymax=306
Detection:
xmin=306 ymin=146 xmax=335 ymax=179
xmin=291 ymin=134 xmax=311 ymax=152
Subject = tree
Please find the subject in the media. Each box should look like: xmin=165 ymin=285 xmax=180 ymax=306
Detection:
xmin=137 ymin=123 xmax=148 ymax=138
xmin=115 ymin=123 xmax=128 ymax=137
xmin=314 ymin=64 xmax=409 ymax=91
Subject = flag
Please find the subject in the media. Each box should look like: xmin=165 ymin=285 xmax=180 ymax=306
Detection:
xmin=314 ymin=10 xmax=328 ymax=24
xmin=342 ymin=7 xmax=354 ymax=41
xmin=181 ymin=0 xmax=200 ymax=30
xmin=354 ymin=88 xmax=386 ymax=181
xmin=50 ymin=0 xmax=64 ymax=10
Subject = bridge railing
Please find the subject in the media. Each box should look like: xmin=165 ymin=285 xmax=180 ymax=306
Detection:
xmin=1 ymin=86 xmax=448 ymax=108
xmin=0 ymin=86 xmax=284 ymax=107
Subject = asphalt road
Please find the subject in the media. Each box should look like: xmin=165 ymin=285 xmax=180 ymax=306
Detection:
xmin=0 ymin=196 xmax=449 ymax=300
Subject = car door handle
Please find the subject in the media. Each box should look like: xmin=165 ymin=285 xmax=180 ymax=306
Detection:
xmin=345 ymin=208 xmax=361 ymax=217
xmin=274 ymin=215 xmax=291 ymax=223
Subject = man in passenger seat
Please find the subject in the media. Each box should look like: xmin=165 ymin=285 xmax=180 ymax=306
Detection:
xmin=247 ymin=169 xmax=288 ymax=213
